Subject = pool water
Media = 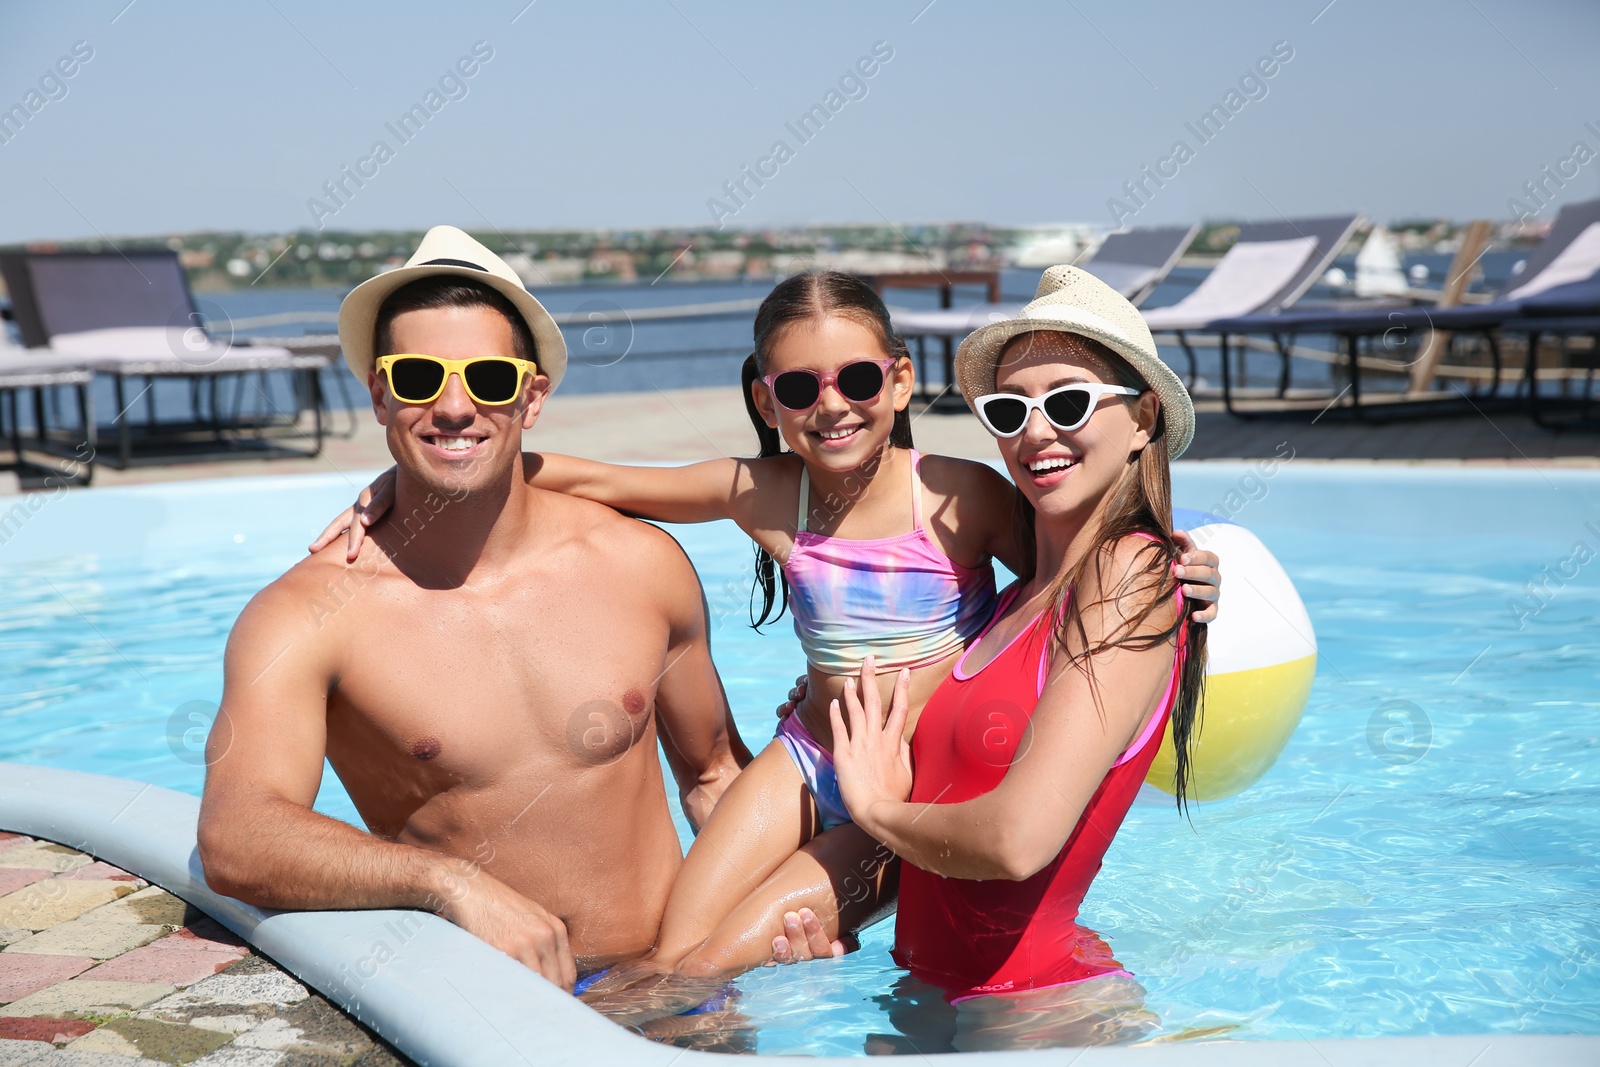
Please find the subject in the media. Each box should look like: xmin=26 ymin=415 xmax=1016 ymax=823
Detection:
xmin=2 ymin=466 xmax=1597 ymax=1054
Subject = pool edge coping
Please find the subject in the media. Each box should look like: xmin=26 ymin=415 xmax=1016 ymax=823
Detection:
xmin=3 ymin=763 xmax=1597 ymax=1065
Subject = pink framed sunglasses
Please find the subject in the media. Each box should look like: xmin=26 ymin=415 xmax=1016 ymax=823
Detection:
xmin=761 ymin=358 xmax=900 ymax=411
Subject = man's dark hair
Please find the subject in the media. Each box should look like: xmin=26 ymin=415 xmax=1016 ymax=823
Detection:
xmin=373 ymin=276 xmax=537 ymax=363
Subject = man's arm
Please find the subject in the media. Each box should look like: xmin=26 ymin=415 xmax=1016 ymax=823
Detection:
xmin=196 ymin=569 xmax=576 ymax=989
xmin=643 ymin=530 xmax=752 ymax=833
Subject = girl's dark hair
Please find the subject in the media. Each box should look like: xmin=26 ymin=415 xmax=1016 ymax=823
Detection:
xmin=1008 ymin=333 xmax=1208 ymax=810
xmin=741 ymin=270 xmax=914 ymax=629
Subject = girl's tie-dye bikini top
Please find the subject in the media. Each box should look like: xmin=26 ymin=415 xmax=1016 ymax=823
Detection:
xmin=784 ymin=449 xmax=998 ymax=675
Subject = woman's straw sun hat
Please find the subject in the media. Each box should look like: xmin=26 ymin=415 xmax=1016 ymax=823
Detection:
xmin=953 ymin=264 xmax=1194 ymax=457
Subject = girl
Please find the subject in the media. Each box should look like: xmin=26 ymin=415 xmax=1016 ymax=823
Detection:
xmin=311 ymin=270 xmax=1219 ymax=983
xmin=823 ymin=266 xmax=1207 ymax=1049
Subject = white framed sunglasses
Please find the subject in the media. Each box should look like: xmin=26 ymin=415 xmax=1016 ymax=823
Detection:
xmin=972 ymin=383 xmax=1143 ymax=438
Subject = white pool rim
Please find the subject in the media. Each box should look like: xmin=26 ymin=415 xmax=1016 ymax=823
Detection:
xmin=2 ymin=763 xmax=1595 ymax=1066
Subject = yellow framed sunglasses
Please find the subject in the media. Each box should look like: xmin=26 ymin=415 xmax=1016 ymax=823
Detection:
xmin=375 ymin=354 xmax=537 ymax=406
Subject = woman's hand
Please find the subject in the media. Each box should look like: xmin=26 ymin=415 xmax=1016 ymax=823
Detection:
xmin=308 ymin=466 xmax=399 ymax=562
xmin=828 ymin=656 xmax=913 ymax=834
xmin=1172 ymin=529 xmax=1221 ymax=625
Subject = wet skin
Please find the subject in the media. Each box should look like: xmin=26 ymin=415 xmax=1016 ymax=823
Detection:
xmin=198 ymin=303 xmax=747 ymax=987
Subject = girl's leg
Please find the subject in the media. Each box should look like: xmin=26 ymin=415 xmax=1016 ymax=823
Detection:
xmin=651 ymin=742 xmax=819 ymax=968
xmin=673 ymin=820 xmax=899 ymax=977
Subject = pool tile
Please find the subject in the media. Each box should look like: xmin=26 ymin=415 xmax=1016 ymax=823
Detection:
xmin=86 ymin=934 xmax=247 ymax=985
xmin=5 ymin=920 xmax=168 ymax=960
xmin=0 ymin=955 xmax=95 ymax=1003
xmin=0 ymin=882 xmax=138 ymax=931
xmin=0 ymin=873 xmax=50 ymax=900
xmin=0 ymin=1017 xmax=97 ymax=1043
xmin=68 ymin=1017 xmax=231 ymax=1065
xmin=0 ymin=845 xmax=90 ymax=875
xmin=0 ymin=980 xmax=175 ymax=1018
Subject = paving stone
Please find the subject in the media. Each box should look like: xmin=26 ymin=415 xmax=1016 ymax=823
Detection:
xmin=71 ymin=1017 xmax=231 ymax=1065
xmin=0 ymin=883 xmax=138 ymax=932
xmin=0 ymin=1036 xmax=54 ymax=1066
xmin=167 ymin=924 xmax=243 ymax=954
xmin=61 ymin=1028 xmax=143 ymax=1058
xmin=0 ymin=955 xmax=96 ymax=1003
xmin=86 ymin=933 xmax=246 ymax=986
xmin=0 ymin=845 xmax=90 ymax=875
xmin=58 ymin=866 xmax=143 ymax=885
xmin=230 ymin=996 xmax=372 ymax=1059
xmin=146 ymin=970 xmax=306 ymax=1014
xmin=85 ymin=891 xmax=196 ymax=930
xmin=188 ymin=1049 xmax=284 ymax=1067
xmin=0 ymin=932 xmax=31 ymax=951
xmin=0 ymin=1017 xmax=96 ymax=1043
xmin=347 ymin=1043 xmax=411 ymax=1067
xmin=0 ymin=837 xmax=31 ymax=854
xmin=0 ymin=980 xmax=175 ymax=1017
xmin=6 ymin=921 xmax=168 ymax=961
xmin=38 ymin=1051 xmax=168 ymax=1067
xmin=0 ymin=874 xmax=50 ymax=900
xmin=159 ymin=1016 xmax=258 ymax=1037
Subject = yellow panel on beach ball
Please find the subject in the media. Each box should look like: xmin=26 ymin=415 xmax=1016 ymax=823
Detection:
xmin=1145 ymin=654 xmax=1317 ymax=800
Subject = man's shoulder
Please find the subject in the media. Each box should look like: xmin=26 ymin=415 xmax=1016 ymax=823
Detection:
xmin=238 ymin=545 xmax=380 ymax=639
xmin=568 ymin=495 xmax=693 ymax=570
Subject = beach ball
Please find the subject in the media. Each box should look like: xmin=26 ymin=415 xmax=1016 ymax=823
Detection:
xmin=1144 ymin=508 xmax=1316 ymax=800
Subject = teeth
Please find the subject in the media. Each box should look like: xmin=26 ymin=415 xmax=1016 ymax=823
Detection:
xmin=434 ymin=436 xmax=476 ymax=452
xmin=818 ymin=428 xmax=858 ymax=440
xmin=1029 ymin=457 xmax=1075 ymax=473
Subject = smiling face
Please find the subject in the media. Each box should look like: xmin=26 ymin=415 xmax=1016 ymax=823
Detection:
xmin=990 ymin=330 xmax=1158 ymax=525
xmin=369 ymin=302 xmax=550 ymax=498
xmin=749 ymin=313 xmax=913 ymax=474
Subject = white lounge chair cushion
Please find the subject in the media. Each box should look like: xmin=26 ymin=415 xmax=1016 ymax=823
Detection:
xmin=891 ymin=304 xmax=1026 ymax=338
xmin=1505 ymin=222 xmax=1600 ymax=301
xmin=1142 ymin=236 xmax=1319 ymax=331
xmin=48 ymin=327 xmax=302 ymax=373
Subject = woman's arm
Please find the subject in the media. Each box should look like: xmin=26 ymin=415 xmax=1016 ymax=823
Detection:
xmin=525 ymin=453 xmax=751 ymax=525
xmin=832 ymin=538 xmax=1180 ymax=881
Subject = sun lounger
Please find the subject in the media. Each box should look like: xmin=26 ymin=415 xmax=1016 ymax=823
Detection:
xmin=1208 ymin=197 xmax=1600 ymax=419
xmin=0 ymin=249 xmax=330 ymax=469
xmin=1081 ymin=224 xmax=1201 ymax=306
xmin=1139 ymin=214 xmax=1364 ymax=385
xmin=0 ymin=336 xmax=95 ymax=486
xmin=889 ymin=225 xmax=1200 ymax=401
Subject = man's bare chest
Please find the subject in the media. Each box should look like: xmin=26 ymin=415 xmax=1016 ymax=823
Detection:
xmin=323 ymin=574 xmax=671 ymax=787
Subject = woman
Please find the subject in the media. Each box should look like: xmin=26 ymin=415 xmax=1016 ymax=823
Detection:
xmin=823 ymin=265 xmax=1208 ymax=1050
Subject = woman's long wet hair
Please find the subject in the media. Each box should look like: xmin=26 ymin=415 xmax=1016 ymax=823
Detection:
xmin=740 ymin=271 xmax=914 ymax=629
xmin=1007 ymin=334 xmax=1208 ymax=810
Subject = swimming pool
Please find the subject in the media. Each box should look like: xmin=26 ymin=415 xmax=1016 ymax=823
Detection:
xmin=2 ymin=464 xmax=1597 ymax=1054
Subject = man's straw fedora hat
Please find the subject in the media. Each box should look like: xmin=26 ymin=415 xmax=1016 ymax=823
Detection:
xmin=339 ymin=225 xmax=568 ymax=391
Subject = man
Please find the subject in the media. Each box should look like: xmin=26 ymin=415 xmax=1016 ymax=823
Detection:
xmin=198 ymin=227 xmax=751 ymax=991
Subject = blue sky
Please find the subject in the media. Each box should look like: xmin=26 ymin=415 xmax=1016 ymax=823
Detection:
xmin=1 ymin=0 xmax=1597 ymax=242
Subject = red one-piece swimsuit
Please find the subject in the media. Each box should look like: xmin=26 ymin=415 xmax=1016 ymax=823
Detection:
xmin=892 ymin=574 xmax=1186 ymax=1002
